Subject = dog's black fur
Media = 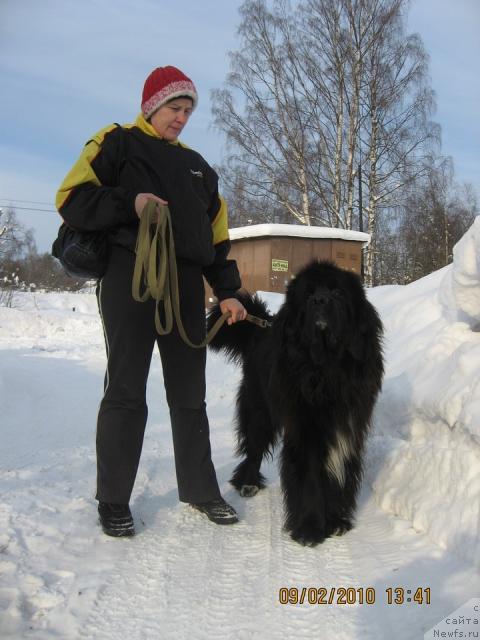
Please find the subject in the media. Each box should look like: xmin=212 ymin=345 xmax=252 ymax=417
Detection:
xmin=208 ymin=260 xmax=384 ymax=546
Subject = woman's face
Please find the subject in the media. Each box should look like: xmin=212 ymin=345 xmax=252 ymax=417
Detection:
xmin=150 ymin=98 xmax=194 ymax=141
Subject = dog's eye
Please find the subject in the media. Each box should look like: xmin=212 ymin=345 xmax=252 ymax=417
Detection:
xmin=332 ymin=289 xmax=343 ymax=298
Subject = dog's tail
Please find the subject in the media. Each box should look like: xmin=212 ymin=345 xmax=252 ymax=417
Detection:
xmin=207 ymin=292 xmax=273 ymax=364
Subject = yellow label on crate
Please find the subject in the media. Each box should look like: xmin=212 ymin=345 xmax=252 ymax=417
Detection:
xmin=272 ymin=259 xmax=289 ymax=272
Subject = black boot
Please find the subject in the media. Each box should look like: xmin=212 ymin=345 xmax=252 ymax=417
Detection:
xmin=98 ymin=502 xmax=135 ymax=537
xmin=190 ymin=498 xmax=238 ymax=525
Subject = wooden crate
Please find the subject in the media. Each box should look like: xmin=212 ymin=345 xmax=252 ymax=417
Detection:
xmin=205 ymin=224 xmax=369 ymax=303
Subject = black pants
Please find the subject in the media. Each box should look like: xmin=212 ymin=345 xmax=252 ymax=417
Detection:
xmin=95 ymin=245 xmax=221 ymax=505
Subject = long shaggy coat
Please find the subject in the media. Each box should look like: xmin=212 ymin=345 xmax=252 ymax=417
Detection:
xmin=208 ymin=260 xmax=384 ymax=546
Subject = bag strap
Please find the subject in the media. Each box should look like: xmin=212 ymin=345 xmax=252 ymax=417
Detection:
xmin=131 ymin=201 xmax=230 ymax=348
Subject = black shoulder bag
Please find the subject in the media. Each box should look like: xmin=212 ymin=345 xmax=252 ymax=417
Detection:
xmin=51 ymin=224 xmax=109 ymax=279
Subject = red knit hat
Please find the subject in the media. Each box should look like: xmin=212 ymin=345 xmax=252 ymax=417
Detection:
xmin=141 ymin=66 xmax=198 ymax=119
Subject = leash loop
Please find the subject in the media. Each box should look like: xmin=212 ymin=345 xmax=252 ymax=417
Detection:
xmin=132 ymin=201 xmax=271 ymax=347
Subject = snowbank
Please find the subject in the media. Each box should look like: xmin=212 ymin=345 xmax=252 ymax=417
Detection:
xmin=439 ymin=216 xmax=480 ymax=325
xmin=0 ymin=291 xmax=101 ymax=354
xmin=368 ymin=217 xmax=480 ymax=569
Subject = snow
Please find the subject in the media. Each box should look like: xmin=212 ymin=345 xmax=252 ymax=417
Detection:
xmin=229 ymin=223 xmax=371 ymax=245
xmin=439 ymin=216 xmax=480 ymax=325
xmin=367 ymin=217 xmax=480 ymax=572
xmin=1 ymin=219 xmax=480 ymax=639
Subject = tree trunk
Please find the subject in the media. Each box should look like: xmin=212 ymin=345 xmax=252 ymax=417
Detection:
xmin=365 ymin=98 xmax=379 ymax=286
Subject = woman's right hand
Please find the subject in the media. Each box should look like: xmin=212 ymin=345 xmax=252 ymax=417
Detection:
xmin=135 ymin=193 xmax=168 ymax=218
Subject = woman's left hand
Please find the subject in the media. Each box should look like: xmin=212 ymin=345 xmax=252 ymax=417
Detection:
xmin=220 ymin=298 xmax=247 ymax=325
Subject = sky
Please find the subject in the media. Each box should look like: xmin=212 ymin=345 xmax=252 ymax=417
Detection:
xmin=0 ymin=0 xmax=479 ymax=253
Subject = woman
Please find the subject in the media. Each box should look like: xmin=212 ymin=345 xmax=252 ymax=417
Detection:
xmin=56 ymin=65 xmax=246 ymax=537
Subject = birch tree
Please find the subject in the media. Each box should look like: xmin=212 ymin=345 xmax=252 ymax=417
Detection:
xmin=212 ymin=0 xmax=319 ymax=225
xmin=358 ymin=0 xmax=438 ymax=283
xmin=0 ymin=207 xmax=35 ymax=260
xmin=213 ymin=0 xmax=438 ymax=281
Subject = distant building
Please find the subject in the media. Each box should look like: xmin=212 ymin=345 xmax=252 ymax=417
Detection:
xmin=206 ymin=223 xmax=370 ymax=302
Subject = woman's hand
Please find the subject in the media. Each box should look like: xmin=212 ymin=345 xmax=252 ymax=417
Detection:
xmin=220 ymin=298 xmax=247 ymax=325
xmin=135 ymin=193 xmax=168 ymax=218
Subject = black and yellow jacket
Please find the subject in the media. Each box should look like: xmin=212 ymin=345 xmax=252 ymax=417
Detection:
xmin=55 ymin=114 xmax=241 ymax=300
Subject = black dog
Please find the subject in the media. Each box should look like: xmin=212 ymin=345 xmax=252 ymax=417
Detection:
xmin=208 ymin=260 xmax=384 ymax=546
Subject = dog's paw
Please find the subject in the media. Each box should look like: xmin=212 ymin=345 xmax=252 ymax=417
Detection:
xmin=289 ymin=524 xmax=326 ymax=547
xmin=239 ymin=484 xmax=260 ymax=497
xmin=230 ymin=467 xmax=266 ymax=495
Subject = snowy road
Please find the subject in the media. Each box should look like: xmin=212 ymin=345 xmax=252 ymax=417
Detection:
xmin=76 ymin=475 xmax=477 ymax=640
xmin=1 ymin=272 xmax=480 ymax=639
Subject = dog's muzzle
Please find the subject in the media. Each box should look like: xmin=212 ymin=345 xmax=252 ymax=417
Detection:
xmin=309 ymin=292 xmax=332 ymax=332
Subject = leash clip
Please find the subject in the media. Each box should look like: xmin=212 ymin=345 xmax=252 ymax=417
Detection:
xmin=246 ymin=313 xmax=272 ymax=329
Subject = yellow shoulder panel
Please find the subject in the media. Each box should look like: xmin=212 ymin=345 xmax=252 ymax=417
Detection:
xmin=211 ymin=195 xmax=230 ymax=245
xmin=55 ymin=124 xmax=119 ymax=211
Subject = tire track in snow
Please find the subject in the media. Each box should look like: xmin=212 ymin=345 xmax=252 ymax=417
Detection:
xmin=77 ymin=480 xmax=479 ymax=640
xmin=79 ymin=490 xmax=276 ymax=640
xmin=260 ymin=483 xmax=365 ymax=640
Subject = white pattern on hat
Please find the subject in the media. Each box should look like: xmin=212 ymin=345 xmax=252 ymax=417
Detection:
xmin=142 ymin=80 xmax=198 ymax=119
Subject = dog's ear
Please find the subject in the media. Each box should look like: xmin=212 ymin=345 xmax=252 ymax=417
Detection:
xmin=275 ymin=301 xmax=300 ymax=344
xmin=347 ymin=299 xmax=383 ymax=362
xmin=347 ymin=327 xmax=367 ymax=361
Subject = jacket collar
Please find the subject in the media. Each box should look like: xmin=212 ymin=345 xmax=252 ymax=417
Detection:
xmin=134 ymin=113 xmax=180 ymax=145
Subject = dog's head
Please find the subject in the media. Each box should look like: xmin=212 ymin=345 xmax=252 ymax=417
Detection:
xmin=281 ymin=261 xmax=382 ymax=364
